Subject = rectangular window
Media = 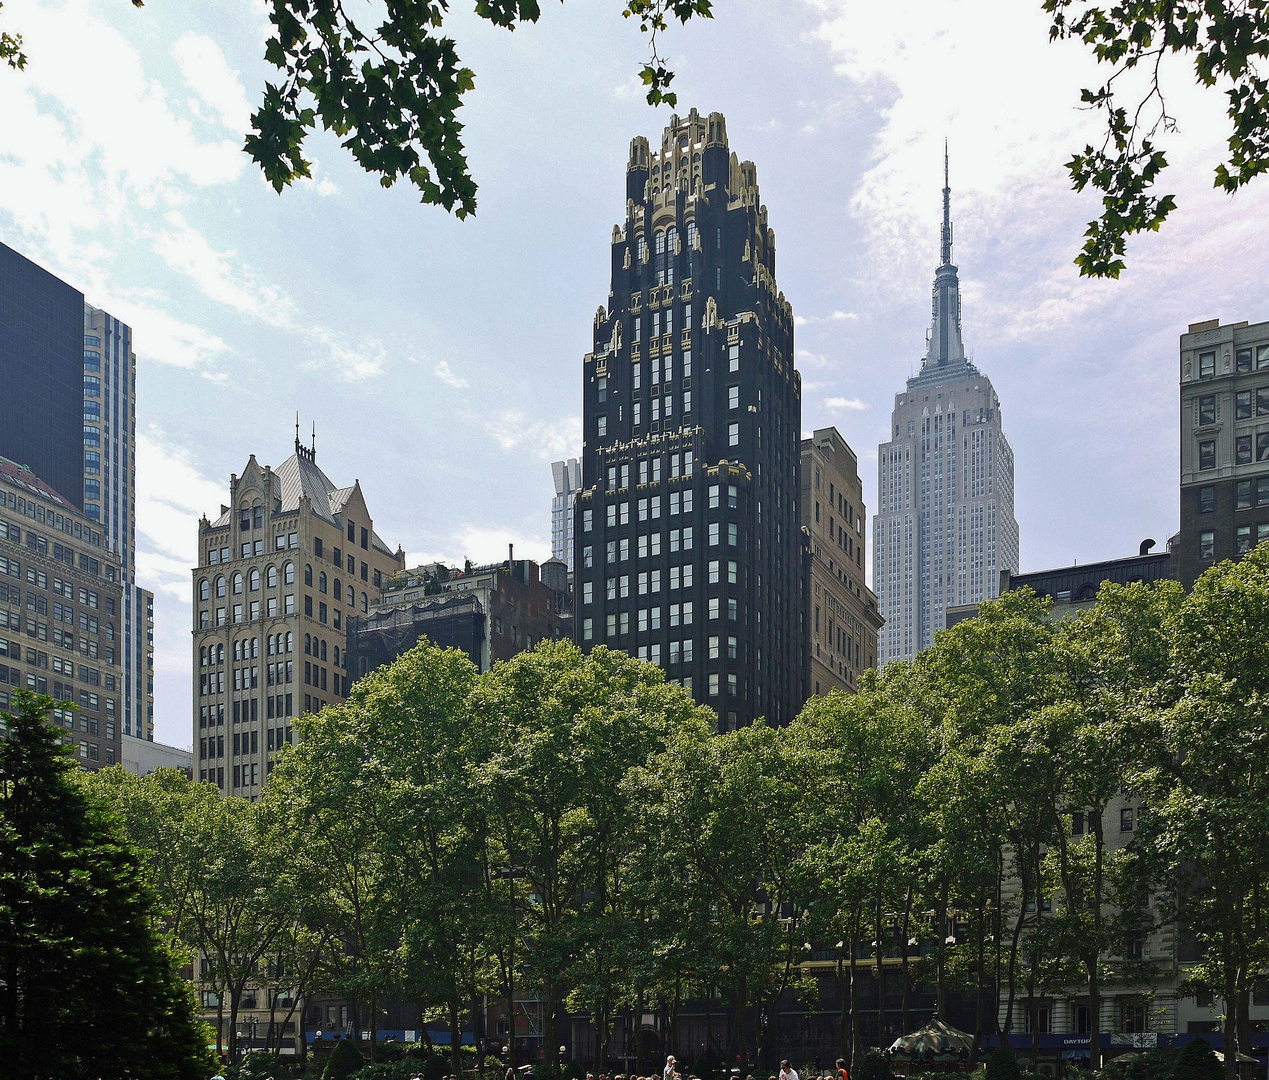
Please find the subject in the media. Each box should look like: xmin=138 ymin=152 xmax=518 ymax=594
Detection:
xmin=1237 ymin=480 xmax=1253 ymax=509
xmin=1259 ymin=477 xmax=1269 ymax=505
xmin=1237 ymin=390 xmax=1253 ymax=419
xmin=1198 ymin=440 xmax=1216 ymax=470
xmin=1259 ymin=432 xmax=1269 ymax=461
xmin=1259 ymin=388 xmax=1269 ymax=416
xmin=1259 ymin=523 xmax=1269 ymax=545
xmin=1259 ymin=343 xmax=1269 ymax=369
xmin=1199 ymin=485 xmax=1216 ymax=513
xmin=728 ymin=385 xmax=739 ymax=410
xmin=1199 ymin=350 xmax=1216 ymax=379
xmin=708 ymin=484 xmax=720 ymax=509
xmin=632 ymin=361 xmax=641 ymax=390
xmin=1199 ymin=394 xmax=1217 ymax=425
xmin=682 ymin=350 xmax=692 ymax=378
xmin=597 ymin=415 xmax=607 ymax=437
xmin=708 ymin=522 xmax=720 ymax=546
xmin=1237 ymin=435 xmax=1253 ymax=465
xmin=728 ymin=343 xmax=739 ymax=372
xmin=1237 ymin=347 xmax=1253 ymax=372
xmin=582 ymin=617 xmax=593 ymax=641
xmin=728 ymin=422 xmax=739 ymax=446
xmin=1236 ymin=525 xmax=1253 ymax=555
xmin=1120 ymin=807 xmax=1134 ymax=832
xmin=708 ymin=560 xmax=720 ymax=584
xmin=708 ymin=597 xmax=720 ymax=620
xmin=708 ymin=673 xmax=720 ymax=696
xmin=1199 ymin=530 xmax=1215 ymax=560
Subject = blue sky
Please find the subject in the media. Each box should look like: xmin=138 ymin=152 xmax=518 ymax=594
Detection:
xmin=3 ymin=0 xmax=1267 ymax=747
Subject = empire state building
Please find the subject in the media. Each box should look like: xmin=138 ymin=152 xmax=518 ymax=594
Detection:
xmin=872 ymin=154 xmax=1019 ymax=662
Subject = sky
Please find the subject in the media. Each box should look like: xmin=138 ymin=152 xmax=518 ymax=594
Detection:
xmin=3 ymin=0 xmax=1267 ymax=748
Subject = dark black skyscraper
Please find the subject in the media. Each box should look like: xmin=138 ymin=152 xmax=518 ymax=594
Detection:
xmin=574 ymin=110 xmax=807 ymax=728
xmin=0 ymin=242 xmax=85 ymax=508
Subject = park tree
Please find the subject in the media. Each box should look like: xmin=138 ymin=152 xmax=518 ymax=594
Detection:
xmin=1135 ymin=547 xmax=1269 ymax=1076
xmin=0 ymin=689 xmax=215 ymax=1080
xmin=473 ymin=640 xmax=703 ymax=1068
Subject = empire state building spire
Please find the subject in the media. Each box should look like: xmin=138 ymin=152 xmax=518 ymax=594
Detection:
xmin=925 ymin=142 xmax=965 ymax=369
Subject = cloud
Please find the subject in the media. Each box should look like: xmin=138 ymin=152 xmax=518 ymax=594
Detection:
xmin=476 ymin=411 xmax=582 ymax=460
xmin=795 ymin=310 xmax=858 ymax=326
xmin=826 ymin=396 xmax=868 ymax=411
xmin=172 ymin=32 xmax=253 ymax=134
xmin=406 ymin=525 xmax=551 ymax=570
xmin=434 ymin=360 xmax=470 ymax=389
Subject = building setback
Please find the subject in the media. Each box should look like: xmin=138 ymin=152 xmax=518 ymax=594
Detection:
xmin=347 ymin=555 xmax=565 ymax=678
xmin=574 ymin=109 xmax=807 ymax=728
xmin=1176 ymin=317 xmax=1269 ymax=587
xmin=0 ymin=457 xmax=124 ymax=768
xmin=873 ymin=157 xmax=1019 ymax=660
xmin=551 ymin=458 xmax=582 ymax=572
xmin=83 ymin=304 xmax=149 ymax=739
xmin=191 ymin=435 xmax=404 ymax=797
xmin=800 ymin=427 xmax=882 ymax=695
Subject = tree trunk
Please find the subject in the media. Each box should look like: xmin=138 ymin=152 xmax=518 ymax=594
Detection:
xmin=838 ymin=953 xmax=850 ymax=1063
xmin=730 ymin=975 xmax=748 ymax=1065
xmin=971 ymin=893 xmax=986 ymax=1066
xmin=875 ymin=889 xmax=885 ymax=1049
xmin=901 ymin=884 xmax=913 ymax=1037
xmin=936 ymin=873 xmax=949 ymax=1019
xmin=636 ymin=986 xmax=646 ymax=1075
xmin=850 ymin=919 xmax=862 ymax=1071
xmin=542 ymin=982 xmax=560 ymax=1074
xmin=1223 ymin=956 xmax=1238 ymax=1080
xmin=451 ymin=995 xmax=464 ymax=1077
xmin=1089 ymin=809 xmax=1106 ymax=1072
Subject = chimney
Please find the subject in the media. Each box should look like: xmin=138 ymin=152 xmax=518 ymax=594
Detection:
xmin=1140 ymin=538 xmax=1156 ymax=556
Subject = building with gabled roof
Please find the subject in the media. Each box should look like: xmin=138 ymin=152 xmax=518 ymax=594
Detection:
xmin=191 ymin=432 xmax=404 ymax=798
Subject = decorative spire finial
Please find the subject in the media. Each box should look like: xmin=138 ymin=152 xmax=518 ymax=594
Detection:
xmin=295 ymin=412 xmax=301 ymax=454
xmin=311 ymin=421 xmax=316 ymax=455
xmin=941 ymin=139 xmax=953 ymax=267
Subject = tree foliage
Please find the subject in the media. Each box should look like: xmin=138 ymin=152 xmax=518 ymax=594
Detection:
xmin=0 ymin=689 xmax=215 ymax=1080
xmin=1045 ymin=0 xmax=1269 ymax=277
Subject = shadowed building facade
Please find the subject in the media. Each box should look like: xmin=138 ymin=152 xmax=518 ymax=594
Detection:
xmin=573 ymin=109 xmax=807 ymax=728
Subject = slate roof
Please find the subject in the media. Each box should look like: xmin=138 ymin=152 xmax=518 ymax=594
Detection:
xmin=209 ymin=449 xmax=397 ymax=556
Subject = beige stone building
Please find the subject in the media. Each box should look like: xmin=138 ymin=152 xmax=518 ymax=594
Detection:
xmin=191 ymin=436 xmax=403 ymax=797
xmin=0 ymin=456 xmax=124 ymax=767
xmin=800 ymin=427 xmax=882 ymax=694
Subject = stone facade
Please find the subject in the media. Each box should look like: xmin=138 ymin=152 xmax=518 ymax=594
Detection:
xmin=191 ymin=436 xmax=403 ymax=797
xmin=0 ymin=457 xmax=124 ymax=768
xmin=574 ymin=108 xmax=807 ymax=728
xmin=1176 ymin=317 xmax=1269 ymax=587
xmin=800 ymin=427 xmax=882 ymax=694
xmin=873 ymin=159 xmax=1018 ymax=661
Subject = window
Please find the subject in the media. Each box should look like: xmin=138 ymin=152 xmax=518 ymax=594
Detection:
xmin=1237 ymin=435 xmax=1253 ymax=464
xmin=728 ymin=422 xmax=739 ymax=446
xmin=1260 ymin=343 xmax=1269 ymax=369
xmin=597 ymin=415 xmax=607 ymax=437
xmin=1200 ymin=531 xmax=1215 ymax=560
xmin=1237 ymin=480 xmax=1253 ymax=509
xmin=728 ymin=343 xmax=739 ymax=372
xmin=708 ymin=522 xmax=720 ymax=546
xmin=1260 ymin=432 xmax=1269 ymax=461
xmin=1198 ymin=440 xmax=1216 ymax=470
xmin=1199 ymin=350 xmax=1216 ymax=379
xmin=1237 ymin=525 xmax=1253 ymax=555
xmin=284 ymin=561 xmax=295 ymax=585
xmin=1237 ymin=347 xmax=1253 ymax=372
xmin=1260 ymin=477 xmax=1269 ymax=505
xmin=1237 ymin=390 xmax=1253 ymax=419
xmin=1199 ymin=485 xmax=1215 ymax=514
xmin=1260 ymin=523 xmax=1269 ymax=546
xmin=728 ymin=385 xmax=739 ymax=410
xmin=1260 ymin=388 xmax=1269 ymax=416
xmin=1120 ymin=807 xmax=1134 ymax=832
xmin=1199 ymin=394 xmax=1216 ymax=425
xmin=708 ymin=673 xmax=720 ymax=696
xmin=597 ymin=376 xmax=607 ymax=402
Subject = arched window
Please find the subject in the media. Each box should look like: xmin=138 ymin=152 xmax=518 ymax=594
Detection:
xmin=284 ymin=562 xmax=295 ymax=586
xmin=304 ymin=564 xmax=313 ymax=587
xmin=304 ymin=634 xmax=311 ymax=655
xmin=348 ymin=584 xmax=355 ymax=607
xmin=233 ymin=640 xmax=241 ymax=662
xmin=637 ymin=235 xmax=647 ymax=263
xmin=200 ymin=646 xmax=206 ymax=667
xmin=285 ymin=632 xmax=293 ymax=654
xmin=232 ymin=572 xmax=243 ymax=595
xmin=216 ymin=644 xmax=224 ymax=664
xmin=654 ymin=229 xmax=667 ymax=284
xmin=361 ymin=592 xmax=368 ymax=613
xmin=266 ymin=565 xmax=278 ymax=589
xmin=333 ymin=579 xmax=342 ymax=601
xmin=318 ymin=571 xmax=327 ymax=594
xmin=215 ymin=576 xmax=226 ymax=598
xmin=665 ymin=226 xmax=678 ymax=284
xmin=320 ymin=639 xmax=327 ymax=661
xmin=249 ymin=569 xmax=261 ymax=592
xmin=199 ymin=579 xmax=210 ymax=602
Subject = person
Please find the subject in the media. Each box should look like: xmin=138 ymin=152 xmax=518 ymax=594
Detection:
xmin=664 ymin=1056 xmax=677 ymax=1080
xmin=779 ymin=1061 xmax=799 ymax=1080
xmin=835 ymin=1060 xmax=849 ymax=1080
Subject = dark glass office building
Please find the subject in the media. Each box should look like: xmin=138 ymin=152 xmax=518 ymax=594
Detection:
xmin=574 ymin=109 xmax=808 ymax=728
xmin=0 ymin=242 xmax=85 ymax=508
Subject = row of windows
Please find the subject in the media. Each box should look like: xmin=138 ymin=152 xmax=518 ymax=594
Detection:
xmin=1196 ymin=344 xmax=1269 ymax=379
xmin=1196 ymin=431 xmax=1269 ymax=470
xmin=199 ymin=564 xmax=295 ymax=599
xmin=1198 ymin=524 xmax=1269 ymax=559
xmin=1 ymin=507 xmax=102 ymax=552
xmin=206 ymin=532 xmax=299 ymax=563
